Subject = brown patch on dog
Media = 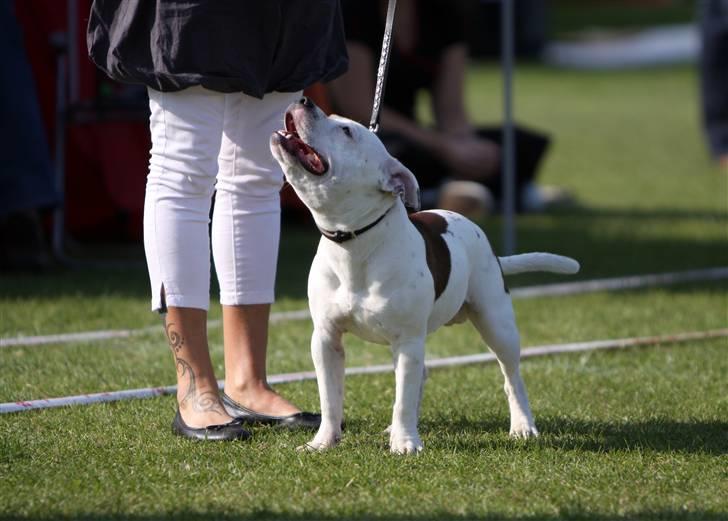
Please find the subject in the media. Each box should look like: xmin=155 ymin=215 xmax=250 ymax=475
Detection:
xmin=409 ymin=212 xmax=451 ymax=300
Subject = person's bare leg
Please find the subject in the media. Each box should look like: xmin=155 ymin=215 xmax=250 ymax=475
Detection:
xmin=222 ymin=303 xmax=300 ymax=416
xmin=165 ymin=306 xmax=232 ymax=427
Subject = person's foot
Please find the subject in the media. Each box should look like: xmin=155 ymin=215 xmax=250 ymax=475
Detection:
xmin=178 ymin=405 xmax=232 ymax=429
xmin=223 ymin=383 xmax=301 ymax=417
xmin=520 ymin=183 xmax=574 ymax=213
xmin=177 ymin=386 xmax=233 ymax=429
xmin=221 ymin=393 xmax=321 ymax=430
xmin=172 ymin=410 xmax=251 ymax=441
xmin=718 ymin=154 xmax=728 ymax=171
xmin=437 ymin=180 xmax=494 ymax=220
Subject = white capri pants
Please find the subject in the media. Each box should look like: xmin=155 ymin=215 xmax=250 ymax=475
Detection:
xmin=144 ymin=86 xmax=300 ymax=311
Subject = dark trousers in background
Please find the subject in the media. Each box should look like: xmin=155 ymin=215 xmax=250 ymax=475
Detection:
xmin=0 ymin=0 xmax=58 ymax=217
xmin=381 ymin=126 xmax=550 ymax=211
xmin=1 ymin=1 xmax=59 ymax=269
xmin=700 ymin=0 xmax=728 ymax=159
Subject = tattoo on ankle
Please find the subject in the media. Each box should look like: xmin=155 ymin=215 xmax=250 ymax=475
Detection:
xmin=164 ymin=322 xmax=184 ymax=354
xmin=175 ymin=357 xmax=226 ymax=416
xmin=175 ymin=357 xmax=197 ymax=406
xmin=193 ymin=391 xmax=227 ymax=415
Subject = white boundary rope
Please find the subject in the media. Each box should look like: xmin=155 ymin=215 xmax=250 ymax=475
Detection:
xmin=0 ymin=309 xmax=310 ymax=348
xmin=2 ymin=267 xmax=726 ymax=349
xmin=2 ymin=328 xmax=726 ymax=414
xmin=509 ymin=266 xmax=728 ymax=298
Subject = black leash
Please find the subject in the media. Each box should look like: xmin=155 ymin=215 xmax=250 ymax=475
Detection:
xmin=368 ymin=0 xmax=397 ymax=134
xmin=319 ymin=0 xmax=397 ymax=243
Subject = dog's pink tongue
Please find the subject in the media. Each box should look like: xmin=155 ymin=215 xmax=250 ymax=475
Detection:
xmin=293 ymin=140 xmax=327 ymax=175
xmin=304 ymin=150 xmax=325 ymax=174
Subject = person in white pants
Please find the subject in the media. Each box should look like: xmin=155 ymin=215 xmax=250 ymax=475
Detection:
xmin=87 ymin=0 xmax=348 ymax=440
xmin=146 ymin=87 xmax=318 ymax=435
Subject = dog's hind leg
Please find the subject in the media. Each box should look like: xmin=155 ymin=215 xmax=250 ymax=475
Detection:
xmin=466 ymin=268 xmax=538 ymax=438
xmin=300 ymin=327 xmax=345 ymax=451
xmin=389 ymin=336 xmax=427 ymax=454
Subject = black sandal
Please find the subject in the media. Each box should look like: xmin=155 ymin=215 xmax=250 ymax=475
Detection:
xmin=171 ymin=410 xmax=252 ymax=441
xmin=221 ymin=392 xmax=321 ymax=430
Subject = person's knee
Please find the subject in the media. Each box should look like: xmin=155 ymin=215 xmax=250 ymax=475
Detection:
xmin=147 ymin=167 xmax=217 ymax=199
xmin=216 ymin=169 xmax=284 ymax=209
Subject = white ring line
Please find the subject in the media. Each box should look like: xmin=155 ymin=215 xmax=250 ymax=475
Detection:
xmin=510 ymin=266 xmax=728 ymax=298
xmin=1 ymin=328 xmax=726 ymax=414
xmin=0 ymin=309 xmax=314 ymax=348
xmin=0 ymin=310 xmax=311 ymax=348
xmin=2 ymin=267 xmax=726 ymax=349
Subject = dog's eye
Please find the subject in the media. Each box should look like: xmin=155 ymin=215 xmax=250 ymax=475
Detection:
xmin=341 ymin=126 xmax=353 ymax=138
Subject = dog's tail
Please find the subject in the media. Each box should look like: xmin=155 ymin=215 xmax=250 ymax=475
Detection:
xmin=498 ymin=253 xmax=580 ymax=275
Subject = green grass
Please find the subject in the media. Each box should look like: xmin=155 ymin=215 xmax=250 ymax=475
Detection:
xmin=550 ymin=0 xmax=695 ymax=37
xmin=1 ymin=62 xmax=727 ymax=519
xmin=1 ymin=342 xmax=726 ymax=520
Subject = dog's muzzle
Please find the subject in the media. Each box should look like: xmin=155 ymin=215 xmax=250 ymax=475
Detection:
xmin=275 ymin=109 xmax=328 ymax=175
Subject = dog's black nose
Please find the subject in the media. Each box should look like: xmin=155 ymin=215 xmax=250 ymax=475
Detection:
xmin=299 ymin=96 xmax=314 ymax=108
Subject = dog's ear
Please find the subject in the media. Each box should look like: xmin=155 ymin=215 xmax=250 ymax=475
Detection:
xmin=379 ymin=158 xmax=421 ymax=212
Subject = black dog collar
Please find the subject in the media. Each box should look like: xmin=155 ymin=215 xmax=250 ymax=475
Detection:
xmin=318 ymin=206 xmax=393 ymax=244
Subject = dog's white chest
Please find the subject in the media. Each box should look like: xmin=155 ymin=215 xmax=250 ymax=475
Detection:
xmin=340 ymin=296 xmax=395 ymax=345
xmin=324 ymin=268 xmax=431 ymax=345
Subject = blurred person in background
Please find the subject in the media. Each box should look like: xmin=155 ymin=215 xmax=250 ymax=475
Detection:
xmin=88 ymin=1 xmax=347 ymax=441
xmin=700 ymin=0 xmax=728 ymax=168
xmin=0 ymin=0 xmax=59 ymax=271
xmin=329 ymin=0 xmax=567 ymax=219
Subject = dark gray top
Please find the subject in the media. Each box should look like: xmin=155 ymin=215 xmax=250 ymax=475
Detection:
xmin=87 ymin=0 xmax=349 ymax=98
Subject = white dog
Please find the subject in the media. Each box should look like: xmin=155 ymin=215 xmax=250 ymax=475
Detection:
xmin=270 ymin=98 xmax=579 ymax=454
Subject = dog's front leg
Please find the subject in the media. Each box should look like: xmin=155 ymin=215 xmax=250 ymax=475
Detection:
xmin=299 ymin=326 xmax=344 ymax=452
xmin=389 ymin=337 xmax=426 ymax=454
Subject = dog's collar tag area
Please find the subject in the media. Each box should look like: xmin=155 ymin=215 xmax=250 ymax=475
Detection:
xmin=322 ymin=229 xmax=358 ymax=243
xmin=318 ymin=206 xmax=393 ymax=244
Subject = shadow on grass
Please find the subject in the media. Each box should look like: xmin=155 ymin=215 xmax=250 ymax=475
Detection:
xmin=1 ymin=510 xmax=725 ymax=521
xmin=422 ymin=414 xmax=728 ymax=456
xmin=1 ymin=205 xmax=726 ymax=302
xmin=574 ymin=206 xmax=728 ymax=223
xmin=537 ymin=415 xmax=728 ymax=455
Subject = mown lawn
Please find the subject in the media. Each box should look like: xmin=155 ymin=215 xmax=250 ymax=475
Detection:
xmin=1 ymin=340 xmax=726 ymax=520
xmin=1 ymin=59 xmax=726 ymax=520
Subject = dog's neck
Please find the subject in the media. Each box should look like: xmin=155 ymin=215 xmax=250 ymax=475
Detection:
xmin=317 ymin=205 xmax=395 ymax=243
xmin=315 ymin=199 xmax=407 ymax=257
xmin=314 ymin=201 xmax=417 ymax=294
xmin=309 ymin=195 xmax=399 ymax=239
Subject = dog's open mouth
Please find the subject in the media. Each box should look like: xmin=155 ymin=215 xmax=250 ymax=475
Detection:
xmin=276 ymin=112 xmax=328 ymax=176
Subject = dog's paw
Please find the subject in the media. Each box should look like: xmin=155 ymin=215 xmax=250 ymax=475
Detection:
xmin=509 ymin=422 xmax=539 ymax=439
xmin=389 ymin=433 xmax=424 ymax=455
xmin=297 ymin=432 xmax=341 ymax=452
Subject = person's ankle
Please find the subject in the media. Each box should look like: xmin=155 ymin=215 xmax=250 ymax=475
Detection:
xmin=223 ymin=378 xmax=271 ymax=398
xmin=177 ymin=405 xmax=231 ymax=428
xmin=176 ymin=385 xmax=231 ymax=427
